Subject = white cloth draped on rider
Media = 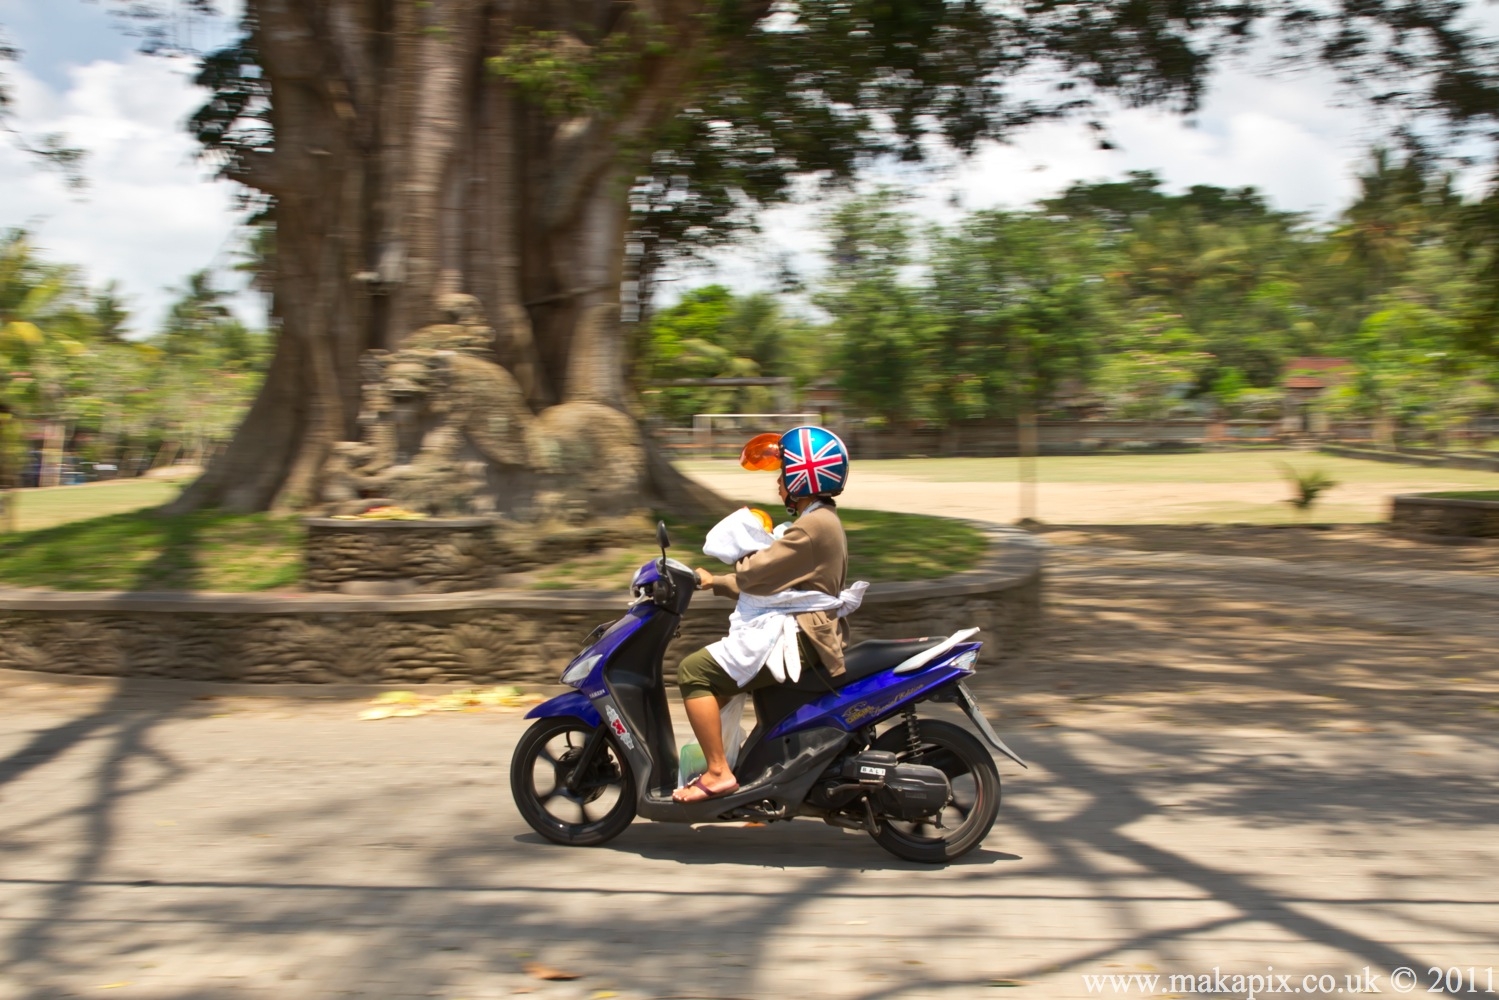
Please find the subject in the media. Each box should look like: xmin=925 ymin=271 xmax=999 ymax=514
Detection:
xmin=702 ymin=507 xmax=868 ymax=686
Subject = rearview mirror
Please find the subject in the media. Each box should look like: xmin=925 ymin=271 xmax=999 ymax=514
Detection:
xmin=656 ymin=520 xmax=671 ymax=551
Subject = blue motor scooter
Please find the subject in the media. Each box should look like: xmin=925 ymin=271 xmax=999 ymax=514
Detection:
xmin=511 ymin=523 xmax=1025 ymax=863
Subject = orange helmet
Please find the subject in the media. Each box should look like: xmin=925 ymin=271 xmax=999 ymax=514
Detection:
xmin=739 ymin=432 xmax=782 ymax=472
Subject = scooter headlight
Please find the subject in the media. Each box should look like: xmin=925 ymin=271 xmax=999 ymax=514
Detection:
xmin=561 ymin=653 xmax=602 ymax=686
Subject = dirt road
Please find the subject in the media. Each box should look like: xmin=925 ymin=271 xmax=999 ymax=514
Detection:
xmin=679 ymin=453 xmax=1499 ymax=525
xmin=4 ymin=523 xmax=1496 ymax=998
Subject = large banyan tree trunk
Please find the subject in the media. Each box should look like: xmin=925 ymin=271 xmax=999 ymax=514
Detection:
xmin=173 ymin=0 xmax=722 ymax=514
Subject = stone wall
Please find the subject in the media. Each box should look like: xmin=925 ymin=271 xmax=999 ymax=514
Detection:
xmin=1322 ymin=444 xmax=1499 ymax=474
xmin=1389 ymin=494 xmax=1499 ymax=540
xmin=0 ymin=527 xmax=1042 ymax=685
xmin=303 ymin=518 xmax=502 ymax=594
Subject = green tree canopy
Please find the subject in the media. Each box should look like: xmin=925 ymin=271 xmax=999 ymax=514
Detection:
xmin=639 ymin=285 xmax=818 ymax=422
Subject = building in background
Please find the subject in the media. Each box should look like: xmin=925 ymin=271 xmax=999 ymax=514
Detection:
xmin=1284 ymin=357 xmax=1354 ymax=435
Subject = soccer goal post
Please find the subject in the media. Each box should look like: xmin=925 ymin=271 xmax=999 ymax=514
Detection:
xmin=691 ymin=413 xmax=820 ymax=459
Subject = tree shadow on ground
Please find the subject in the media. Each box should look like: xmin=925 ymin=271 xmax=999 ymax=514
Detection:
xmin=980 ymin=555 xmax=1499 ymax=736
xmin=128 ymin=507 xmax=205 ymax=591
xmin=0 ymin=680 xmax=192 ymax=994
xmin=537 ymin=825 xmax=1023 ymax=869
xmin=0 ymin=507 xmax=206 ymax=592
xmin=1037 ymin=523 xmax=1499 ymax=573
xmin=7 ymin=698 xmax=1491 ymax=998
xmin=974 ymin=729 xmax=1496 ymax=998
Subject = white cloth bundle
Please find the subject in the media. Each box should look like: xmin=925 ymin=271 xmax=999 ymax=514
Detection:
xmin=701 ymin=507 xmax=868 ymax=687
xmin=702 ymin=506 xmax=780 ymax=564
xmin=707 ymin=583 xmax=868 ymax=686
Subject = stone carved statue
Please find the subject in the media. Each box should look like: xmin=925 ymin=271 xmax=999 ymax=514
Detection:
xmin=319 ymin=295 xmax=646 ymax=531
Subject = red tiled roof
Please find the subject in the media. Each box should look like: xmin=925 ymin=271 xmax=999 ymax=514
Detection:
xmin=1285 ymin=357 xmax=1352 ymax=372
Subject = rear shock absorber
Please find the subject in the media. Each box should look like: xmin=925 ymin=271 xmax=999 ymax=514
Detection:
xmin=903 ymin=706 xmax=922 ymax=757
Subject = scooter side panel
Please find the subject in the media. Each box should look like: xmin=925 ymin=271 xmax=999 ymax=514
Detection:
xmin=762 ymin=644 xmax=982 ymax=741
xmin=561 ymin=608 xmax=651 ymax=694
xmin=601 ymin=608 xmax=684 ymax=794
xmin=636 ymin=725 xmax=852 ymax=823
xmin=524 ymin=690 xmax=603 ymax=728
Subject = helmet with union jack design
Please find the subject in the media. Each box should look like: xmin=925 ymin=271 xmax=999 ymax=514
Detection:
xmin=739 ymin=425 xmax=850 ymax=500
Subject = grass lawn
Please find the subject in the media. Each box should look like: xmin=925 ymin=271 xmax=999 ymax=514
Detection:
xmin=5 ymin=478 xmax=185 ymax=532
xmin=1423 ymin=490 xmax=1499 ymax=501
xmin=532 ymin=505 xmax=989 ymax=590
xmin=0 ymin=494 xmax=988 ymax=592
xmin=0 ymin=509 xmax=305 ymax=592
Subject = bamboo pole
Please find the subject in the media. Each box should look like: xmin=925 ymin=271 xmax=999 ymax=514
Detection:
xmin=1013 ymin=340 xmax=1038 ymax=524
xmin=0 ymin=411 xmax=15 ymax=534
xmin=1018 ymin=403 xmax=1037 ymax=523
xmin=39 ymin=418 xmax=65 ymax=488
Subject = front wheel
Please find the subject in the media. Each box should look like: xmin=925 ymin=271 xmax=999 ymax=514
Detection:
xmin=870 ymin=718 xmax=1001 ymax=863
xmin=510 ymin=717 xmax=637 ymax=846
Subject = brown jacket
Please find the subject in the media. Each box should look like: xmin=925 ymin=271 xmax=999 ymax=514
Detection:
xmin=710 ymin=503 xmax=850 ymax=675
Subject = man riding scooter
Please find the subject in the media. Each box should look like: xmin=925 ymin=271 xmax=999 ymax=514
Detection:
xmin=672 ymin=425 xmax=859 ymax=803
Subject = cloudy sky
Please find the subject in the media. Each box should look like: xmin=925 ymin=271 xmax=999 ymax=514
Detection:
xmin=0 ymin=0 xmax=247 ymax=334
xmin=1 ymin=0 xmax=1496 ymax=333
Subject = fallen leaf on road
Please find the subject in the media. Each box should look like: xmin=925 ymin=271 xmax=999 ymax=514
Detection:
xmin=359 ymin=686 xmax=545 ymax=720
xmin=524 ymin=962 xmax=580 ymax=981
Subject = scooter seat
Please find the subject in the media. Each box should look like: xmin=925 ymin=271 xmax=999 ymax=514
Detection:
xmin=837 ymin=637 xmax=948 ymax=686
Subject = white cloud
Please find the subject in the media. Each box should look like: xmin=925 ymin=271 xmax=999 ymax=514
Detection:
xmin=0 ymin=53 xmax=258 ymax=336
xmin=670 ymin=57 xmax=1401 ymax=306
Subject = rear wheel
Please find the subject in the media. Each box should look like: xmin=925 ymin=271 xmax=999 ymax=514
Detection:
xmin=870 ymin=718 xmax=1001 ymax=863
xmin=510 ymin=717 xmax=636 ymax=846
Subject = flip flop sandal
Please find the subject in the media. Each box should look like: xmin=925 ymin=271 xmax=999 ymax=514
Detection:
xmin=675 ymin=775 xmax=739 ymax=803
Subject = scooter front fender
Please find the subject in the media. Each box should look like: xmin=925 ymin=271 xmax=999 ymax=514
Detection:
xmin=524 ymin=690 xmax=602 ymax=729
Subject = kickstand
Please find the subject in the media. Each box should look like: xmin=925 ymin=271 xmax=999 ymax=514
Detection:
xmin=861 ymin=798 xmax=880 ymax=836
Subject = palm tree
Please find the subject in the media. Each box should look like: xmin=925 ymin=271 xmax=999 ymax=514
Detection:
xmin=0 ymin=229 xmax=92 ymax=487
xmin=1329 ymin=150 xmax=1457 ymax=307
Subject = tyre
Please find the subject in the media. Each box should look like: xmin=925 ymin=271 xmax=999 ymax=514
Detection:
xmin=510 ymin=717 xmax=637 ymax=846
xmin=869 ymin=717 xmax=1001 ymax=863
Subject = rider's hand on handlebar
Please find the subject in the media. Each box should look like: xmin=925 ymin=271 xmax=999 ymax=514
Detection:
xmin=694 ymin=568 xmax=713 ymax=591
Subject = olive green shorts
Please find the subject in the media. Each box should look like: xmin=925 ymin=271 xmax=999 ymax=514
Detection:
xmin=677 ymin=634 xmax=821 ymax=703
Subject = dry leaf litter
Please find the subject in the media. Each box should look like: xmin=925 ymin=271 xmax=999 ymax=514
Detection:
xmin=357 ymin=686 xmax=544 ymax=720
